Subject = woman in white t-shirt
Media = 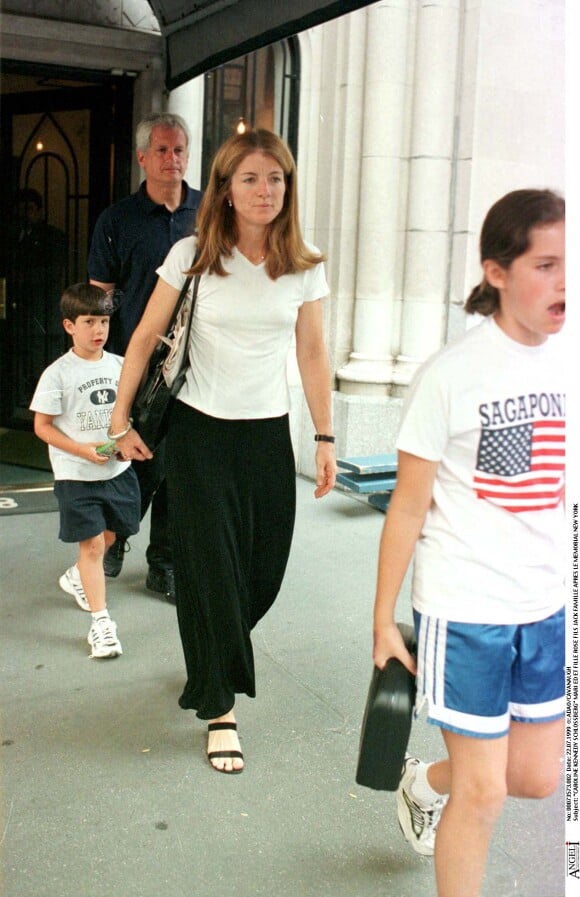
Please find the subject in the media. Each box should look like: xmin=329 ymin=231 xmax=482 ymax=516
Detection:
xmin=372 ymin=189 xmax=565 ymax=894
xmin=109 ymin=129 xmax=336 ymax=774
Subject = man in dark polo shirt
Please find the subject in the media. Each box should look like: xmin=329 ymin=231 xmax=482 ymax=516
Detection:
xmin=88 ymin=112 xmax=202 ymax=603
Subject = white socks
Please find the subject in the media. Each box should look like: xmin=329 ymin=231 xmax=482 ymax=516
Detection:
xmin=91 ymin=610 xmax=110 ymax=622
xmin=411 ymin=761 xmax=443 ymax=806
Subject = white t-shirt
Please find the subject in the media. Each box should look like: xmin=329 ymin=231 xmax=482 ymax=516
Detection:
xmin=156 ymin=236 xmax=329 ymax=419
xmin=29 ymin=349 xmax=131 ymax=482
xmin=397 ymin=316 xmax=566 ymax=624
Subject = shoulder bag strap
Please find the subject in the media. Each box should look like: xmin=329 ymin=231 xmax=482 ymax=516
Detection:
xmin=165 ymin=261 xmax=201 ymax=389
xmin=164 ymin=250 xmax=199 ymax=334
xmin=180 ymin=272 xmax=201 ymax=347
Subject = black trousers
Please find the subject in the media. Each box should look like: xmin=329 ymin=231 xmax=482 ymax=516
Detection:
xmin=166 ymin=402 xmax=296 ymax=719
xmin=133 ymin=439 xmax=172 ymax=570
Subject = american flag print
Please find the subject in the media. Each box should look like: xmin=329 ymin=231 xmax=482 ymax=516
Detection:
xmin=473 ymin=419 xmax=565 ymax=513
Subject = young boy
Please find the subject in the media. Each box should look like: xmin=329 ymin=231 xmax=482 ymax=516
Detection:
xmin=30 ymin=283 xmax=140 ymax=659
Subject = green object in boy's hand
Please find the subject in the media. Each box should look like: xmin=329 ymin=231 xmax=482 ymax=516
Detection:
xmin=96 ymin=440 xmax=117 ymax=457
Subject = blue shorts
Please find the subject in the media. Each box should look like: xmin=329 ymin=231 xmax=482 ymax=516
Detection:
xmin=54 ymin=467 xmax=140 ymax=544
xmin=413 ymin=607 xmax=565 ymax=739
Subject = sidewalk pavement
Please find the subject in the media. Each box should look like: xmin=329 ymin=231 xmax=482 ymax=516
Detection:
xmin=0 ymin=476 xmax=564 ymax=897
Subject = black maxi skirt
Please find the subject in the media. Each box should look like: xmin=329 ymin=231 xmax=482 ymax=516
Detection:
xmin=166 ymin=401 xmax=297 ymax=719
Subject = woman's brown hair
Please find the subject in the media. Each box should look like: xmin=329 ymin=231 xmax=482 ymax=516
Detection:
xmin=465 ymin=188 xmax=565 ymax=316
xmin=189 ymin=129 xmax=324 ymax=279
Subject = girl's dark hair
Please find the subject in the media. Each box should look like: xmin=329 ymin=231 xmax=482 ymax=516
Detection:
xmin=60 ymin=283 xmax=111 ymax=320
xmin=465 ymin=188 xmax=565 ymax=316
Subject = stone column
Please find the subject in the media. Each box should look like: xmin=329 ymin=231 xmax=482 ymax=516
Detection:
xmin=392 ymin=0 xmax=461 ymax=390
xmin=294 ymin=13 xmax=367 ymax=472
xmin=320 ymin=11 xmax=367 ymax=376
xmin=336 ymin=0 xmax=412 ymax=396
xmin=167 ymin=76 xmax=205 ymax=189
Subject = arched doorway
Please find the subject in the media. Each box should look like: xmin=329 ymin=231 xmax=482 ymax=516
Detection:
xmin=0 ymin=63 xmax=133 ymax=485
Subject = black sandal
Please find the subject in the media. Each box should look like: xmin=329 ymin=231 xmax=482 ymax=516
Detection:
xmin=207 ymin=722 xmax=244 ymax=775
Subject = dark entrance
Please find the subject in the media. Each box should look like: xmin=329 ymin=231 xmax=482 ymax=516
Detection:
xmin=0 ymin=62 xmax=133 ymax=481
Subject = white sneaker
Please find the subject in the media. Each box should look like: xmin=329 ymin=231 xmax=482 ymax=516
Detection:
xmin=88 ymin=616 xmax=123 ymax=659
xmin=59 ymin=565 xmax=90 ymax=612
xmin=397 ymin=756 xmax=447 ymax=857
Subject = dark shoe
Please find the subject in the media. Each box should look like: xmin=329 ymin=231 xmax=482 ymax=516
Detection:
xmin=207 ymin=722 xmax=244 ymax=774
xmin=146 ymin=567 xmax=176 ymax=604
xmin=103 ymin=539 xmax=129 ymax=578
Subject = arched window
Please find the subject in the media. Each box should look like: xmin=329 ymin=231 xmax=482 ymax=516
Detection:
xmin=201 ymin=37 xmax=300 ymax=185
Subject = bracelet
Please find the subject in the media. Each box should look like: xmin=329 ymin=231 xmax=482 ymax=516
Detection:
xmin=107 ymin=418 xmax=133 ymax=440
xmin=314 ymin=434 xmax=335 ymax=444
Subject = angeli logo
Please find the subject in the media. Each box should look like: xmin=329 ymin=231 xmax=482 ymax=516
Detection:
xmin=90 ymin=388 xmax=116 ymax=406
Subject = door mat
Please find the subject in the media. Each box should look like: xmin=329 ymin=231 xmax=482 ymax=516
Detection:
xmin=0 ymin=486 xmax=58 ymax=517
xmin=0 ymin=430 xmax=51 ymax=471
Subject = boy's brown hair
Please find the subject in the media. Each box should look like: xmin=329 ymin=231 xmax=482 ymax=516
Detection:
xmin=60 ymin=283 xmax=113 ymax=321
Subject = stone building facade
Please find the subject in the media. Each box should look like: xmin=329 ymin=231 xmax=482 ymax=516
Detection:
xmin=2 ymin=0 xmax=565 ymax=474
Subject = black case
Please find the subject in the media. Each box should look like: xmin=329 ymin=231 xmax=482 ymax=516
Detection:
xmin=355 ymin=622 xmax=417 ymax=791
